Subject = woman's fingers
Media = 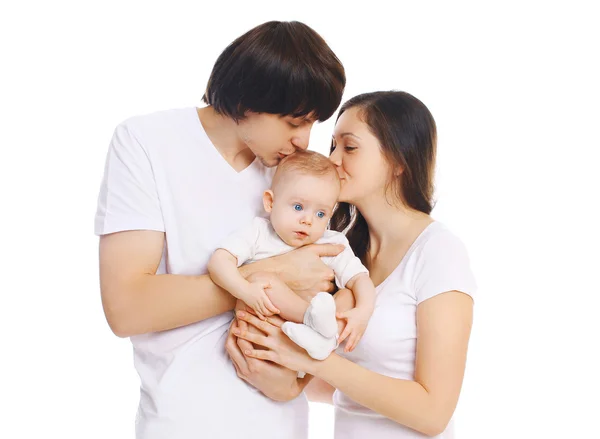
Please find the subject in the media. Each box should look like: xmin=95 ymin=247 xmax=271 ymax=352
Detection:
xmin=265 ymin=314 xmax=285 ymax=328
xmin=244 ymin=348 xmax=279 ymax=363
xmin=237 ymin=310 xmax=276 ymax=335
xmin=233 ymin=326 xmax=272 ymax=349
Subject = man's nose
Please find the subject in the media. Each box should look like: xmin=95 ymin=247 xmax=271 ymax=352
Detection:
xmin=291 ymin=124 xmax=313 ymax=151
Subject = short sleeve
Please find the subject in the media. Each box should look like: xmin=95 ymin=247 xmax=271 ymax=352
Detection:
xmin=217 ymin=218 xmax=263 ymax=266
xmin=94 ymin=122 xmax=164 ymax=235
xmin=320 ymin=232 xmax=369 ymax=288
xmin=413 ymin=231 xmax=477 ymax=305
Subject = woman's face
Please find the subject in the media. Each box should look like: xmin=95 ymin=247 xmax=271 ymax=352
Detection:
xmin=329 ymin=106 xmax=392 ymax=204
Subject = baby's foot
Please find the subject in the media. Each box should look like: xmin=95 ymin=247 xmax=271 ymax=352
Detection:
xmin=282 ymin=322 xmax=337 ymax=361
xmin=303 ymin=292 xmax=338 ymax=338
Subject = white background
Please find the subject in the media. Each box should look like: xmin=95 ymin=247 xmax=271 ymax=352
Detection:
xmin=1 ymin=1 xmax=599 ymax=438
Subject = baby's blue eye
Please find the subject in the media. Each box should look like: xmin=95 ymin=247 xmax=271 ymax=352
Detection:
xmin=317 ymin=211 xmax=325 ymax=219
xmin=294 ymin=204 xmax=303 ymax=211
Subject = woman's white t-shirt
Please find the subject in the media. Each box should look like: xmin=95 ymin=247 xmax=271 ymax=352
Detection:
xmin=334 ymin=221 xmax=477 ymax=439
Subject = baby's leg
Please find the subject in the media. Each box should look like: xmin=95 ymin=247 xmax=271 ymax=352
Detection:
xmin=267 ymin=284 xmax=337 ymax=338
xmin=247 ymin=272 xmax=309 ymax=323
xmin=246 ymin=273 xmax=337 ymax=338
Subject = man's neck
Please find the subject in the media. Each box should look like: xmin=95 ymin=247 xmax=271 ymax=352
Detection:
xmin=196 ymin=106 xmax=255 ymax=170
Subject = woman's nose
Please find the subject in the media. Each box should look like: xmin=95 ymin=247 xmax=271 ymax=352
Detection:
xmin=329 ymin=145 xmax=342 ymax=166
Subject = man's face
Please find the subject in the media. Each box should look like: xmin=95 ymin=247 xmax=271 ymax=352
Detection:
xmin=237 ymin=112 xmax=315 ymax=167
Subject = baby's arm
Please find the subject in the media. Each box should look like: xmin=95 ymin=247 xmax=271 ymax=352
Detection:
xmin=208 ymin=249 xmax=279 ymax=319
xmin=337 ymin=272 xmax=376 ymax=352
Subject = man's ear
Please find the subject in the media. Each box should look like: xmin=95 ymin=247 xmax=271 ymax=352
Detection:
xmin=263 ymin=190 xmax=274 ymax=213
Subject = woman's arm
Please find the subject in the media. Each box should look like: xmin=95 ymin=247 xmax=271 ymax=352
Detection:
xmin=305 ymin=377 xmax=336 ymax=404
xmin=313 ymin=291 xmax=473 ymax=436
xmin=235 ymin=290 xmax=473 ymax=437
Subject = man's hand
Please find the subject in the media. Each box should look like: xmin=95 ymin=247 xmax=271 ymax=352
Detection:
xmin=274 ymin=243 xmax=344 ymax=301
xmin=225 ymin=317 xmax=301 ymax=402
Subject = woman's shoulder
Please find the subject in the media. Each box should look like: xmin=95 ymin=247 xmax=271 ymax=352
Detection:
xmin=412 ymin=221 xmax=469 ymax=258
xmin=409 ymin=221 xmax=477 ymax=302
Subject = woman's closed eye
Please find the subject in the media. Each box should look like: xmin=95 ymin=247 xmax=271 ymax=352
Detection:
xmin=331 ymin=143 xmax=356 ymax=153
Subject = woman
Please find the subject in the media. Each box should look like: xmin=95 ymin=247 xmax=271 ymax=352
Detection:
xmin=230 ymin=91 xmax=476 ymax=438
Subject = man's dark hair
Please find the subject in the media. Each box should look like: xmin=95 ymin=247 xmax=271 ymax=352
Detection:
xmin=202 ymin=21 xmax=345 ymax=122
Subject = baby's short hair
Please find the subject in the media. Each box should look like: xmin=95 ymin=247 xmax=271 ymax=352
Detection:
xmin=272 ymin=150 xmax=340 ymax=190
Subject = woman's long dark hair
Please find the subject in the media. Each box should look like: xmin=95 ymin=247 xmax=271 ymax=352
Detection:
xmin=329 ymin=91 xmax=437 ymax=263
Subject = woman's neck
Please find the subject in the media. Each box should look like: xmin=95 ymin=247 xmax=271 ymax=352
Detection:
xmin=354 ymin=195 xmax=432 ymax=258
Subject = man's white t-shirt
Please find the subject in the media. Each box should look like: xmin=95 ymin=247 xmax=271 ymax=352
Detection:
xmin=95 ymin=107 xmax=308 ymax=439
xmin=219 ymin=217 xmax=369 ymax=288
xmin=333 ymin=221 xmax=477 ymax=439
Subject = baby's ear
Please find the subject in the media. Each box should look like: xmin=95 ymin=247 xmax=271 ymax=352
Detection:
xmin=263 ymin=190 xmax=274 ymax=213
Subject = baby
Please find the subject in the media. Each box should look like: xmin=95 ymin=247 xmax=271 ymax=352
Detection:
xmin=208 ymin=150 xmax=375 ymax=361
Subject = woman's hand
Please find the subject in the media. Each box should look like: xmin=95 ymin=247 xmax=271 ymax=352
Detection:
xmin=233 ymin=310 xmax=320 ymax=376
xmin=225 ymin=316 xmax=302 ymax=402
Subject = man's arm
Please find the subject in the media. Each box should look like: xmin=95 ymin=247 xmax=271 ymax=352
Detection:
xmin=99 ymin=230 xmax=281 ymax=337
xmin=100 ymin=231 xmax=344 ymax=338
xmin=207 ymin=249 xmax=252 ymax=301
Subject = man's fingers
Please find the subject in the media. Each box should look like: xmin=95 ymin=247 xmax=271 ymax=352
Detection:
xmin=226 ymin=326 xmax=250 ymax=376
xmin=237 ymin=336 xmax=254 ymax=354
xmin=237 ymin=318 xmax=248 ymax=332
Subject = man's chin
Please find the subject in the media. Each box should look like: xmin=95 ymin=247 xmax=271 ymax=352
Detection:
xmin=259 ymin=156 xmax=281 ymax=168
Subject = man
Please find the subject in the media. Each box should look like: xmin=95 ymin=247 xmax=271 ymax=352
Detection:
xmin=96 ymin=21 xmax=345 ymax=438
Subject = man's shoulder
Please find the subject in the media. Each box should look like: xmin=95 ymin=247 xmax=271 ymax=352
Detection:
xmin=117 ymin=107 xmax=197 ymax=136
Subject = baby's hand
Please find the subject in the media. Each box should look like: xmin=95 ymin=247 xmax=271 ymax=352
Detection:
xmin=239 ymin=281 xmax=280 ymax=320
xmin=336 ymin=305 xmax=374 ymax=352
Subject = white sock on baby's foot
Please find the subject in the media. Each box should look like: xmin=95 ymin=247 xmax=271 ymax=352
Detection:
xmin=303 ymin=292 xmax=338 ymax=338
xmin=282 ymin=322 xmax=338 ymax=361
